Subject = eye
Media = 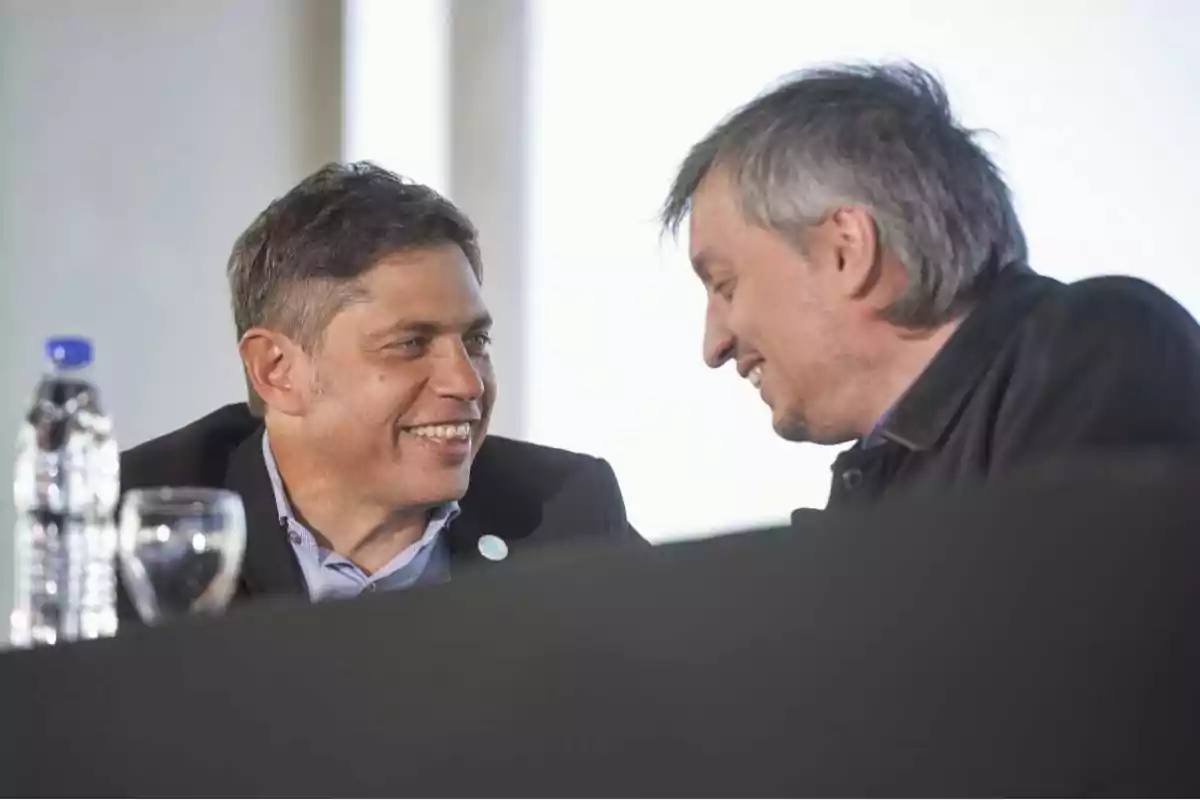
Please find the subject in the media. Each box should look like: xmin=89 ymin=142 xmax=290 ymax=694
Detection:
xmin=389 ymin=336 xmax=428 ymax=355
xmin=713 ymin=278 xmax=736 ymax=301
xmin=465 ymin=331 xmax=492 ymax=355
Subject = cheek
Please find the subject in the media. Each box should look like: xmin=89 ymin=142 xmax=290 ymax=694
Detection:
xmin=369 ymin=366 xmax=425 ymax=418
xmin=733 ymin=282 xmax=819 ymax=366
xmin=312 ymin=359 xmax=419 ymax=423
xmin=727 ymin=282 xmax=781 ymax=348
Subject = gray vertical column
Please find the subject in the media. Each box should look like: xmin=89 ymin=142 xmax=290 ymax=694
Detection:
xmin=0 ymin=0 xmax=343 ymax=627
xmin=449 ymin=0 xmax=529 ymax=440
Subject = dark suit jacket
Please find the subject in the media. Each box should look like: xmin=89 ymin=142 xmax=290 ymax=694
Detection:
xmin=118 ymin=403 xmax=642 ymax=610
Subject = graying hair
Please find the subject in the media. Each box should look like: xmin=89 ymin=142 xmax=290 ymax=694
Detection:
xmin=662 ymin=61 xmax=1027 ymax=327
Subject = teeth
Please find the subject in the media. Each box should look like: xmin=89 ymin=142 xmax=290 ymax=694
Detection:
xmin=748 ymin=365 xmax=763 ymax=389
xmin=407 ymin=422 xmax=472 ymax=440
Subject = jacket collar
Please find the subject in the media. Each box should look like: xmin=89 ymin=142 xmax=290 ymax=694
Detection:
xmin=878 ymin=265 xmax=1058 ymax=452
xmin=223 ymin=428 xmax=307 ymax=598
xmin=444 ymin=503 xmax=490 ymax=566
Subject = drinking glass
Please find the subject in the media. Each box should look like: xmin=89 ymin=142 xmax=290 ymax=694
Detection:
xmin=117 ymin=487 xmax=246 ymax=624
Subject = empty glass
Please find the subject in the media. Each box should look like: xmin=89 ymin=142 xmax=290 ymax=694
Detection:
xmin=117 ymin=487 xmax=247 ymax=624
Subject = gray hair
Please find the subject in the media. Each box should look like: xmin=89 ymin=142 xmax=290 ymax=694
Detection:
xmin=662 ymin=61 xmax=1027 ymax=327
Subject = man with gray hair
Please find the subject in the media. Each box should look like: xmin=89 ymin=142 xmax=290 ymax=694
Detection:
xmin=664 ymin=61 xmax=1200 ymax=509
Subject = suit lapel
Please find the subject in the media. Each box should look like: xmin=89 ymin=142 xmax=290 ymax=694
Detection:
xmin=445 ymin=498 xmax=530 ymax=575
xmin=445 ymin=502 xmax=489 ymax=569
xmin=223 ymin=428 xmax=307 ymax=598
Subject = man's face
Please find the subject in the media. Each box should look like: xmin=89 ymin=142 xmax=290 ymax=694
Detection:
xmin=688 ymin=171 xmax=864 ymax=445
xmin=295 ymin=245 xmax=495 ymax=511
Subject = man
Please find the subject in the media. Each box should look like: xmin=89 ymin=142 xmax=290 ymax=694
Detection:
xmin=121 ymin=162 xmax=641 ymax=611
xmin=662 ymin=61 xmax=1200 ymax=509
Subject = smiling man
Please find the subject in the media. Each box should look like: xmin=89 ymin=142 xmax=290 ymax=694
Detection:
xmin=663 ymin=62 xmax=1200 ymax=510
xmin=119 ymin=162 xmax=640 ymax=609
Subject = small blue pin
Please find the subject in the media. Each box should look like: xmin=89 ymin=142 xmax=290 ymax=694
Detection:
xmin=477 ymin=534 xmax=508 ymax=562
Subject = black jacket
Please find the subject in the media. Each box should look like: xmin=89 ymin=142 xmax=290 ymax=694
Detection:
xmin=823 ymin=266 xmax=1200 ymax=511
xmin=119 ymin=403 xmax=643 ymax=608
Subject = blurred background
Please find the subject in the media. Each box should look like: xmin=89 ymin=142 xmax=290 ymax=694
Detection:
xmin=0 ymin=0 xmax=1197 ymax=618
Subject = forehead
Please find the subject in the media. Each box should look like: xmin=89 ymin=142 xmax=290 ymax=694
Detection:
xmin=687 ymin=170 xmax=752 ymax=277
xmin=356 ymin=244 xmax=486 ymax=315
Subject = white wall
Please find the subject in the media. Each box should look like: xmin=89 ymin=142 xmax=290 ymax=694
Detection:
xmin=448 ymin=0 xmax=532 ymax=440
xmin=343 ymin=0 xmax=449 ymax=194
xmin=342 ymin=0 xmax=533 ymax=439
xmin=526 ymin=0 xmax=1200 ymax=541
xmin=0 ymin=0 xmax=341 ymax=610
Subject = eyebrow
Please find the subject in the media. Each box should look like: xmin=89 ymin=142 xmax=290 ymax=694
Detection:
xmin=690 ymin=249 xmax=711 ymax=283
xmin=372 ymin=312 xmax=493 ymax=340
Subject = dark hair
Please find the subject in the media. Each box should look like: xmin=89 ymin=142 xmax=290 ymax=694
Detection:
xmin=662 ymin=61 xmax=1027 ymax=327
xmin=228 ymin=161 xmax=481 ymax=413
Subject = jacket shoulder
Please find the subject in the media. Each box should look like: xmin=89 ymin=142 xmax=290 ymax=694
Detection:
xmin=1052 ymin=275 xmax=1199 ymax=333
xmin=463 ymin=434 xmax=638 ymax=546
xmin=1006 ymin=274 xmax=1200 ymax=368
xmin=120 ymin=403 xmax=260 ymax=491
xmin=477 ymin=434 xmax=605 ymax=470
xmin=990 ymin=274 xmax=1200 ymax=463
xmin=468 ymin=435 xmax=621 ymax=503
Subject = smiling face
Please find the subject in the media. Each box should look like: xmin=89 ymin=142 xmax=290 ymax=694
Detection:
xmin=288 ymin=244 xmax=495 ymax=510
xmin=688 ymin=170 xmax=876 ymax=446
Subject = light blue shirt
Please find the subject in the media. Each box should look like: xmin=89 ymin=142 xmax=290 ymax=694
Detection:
xmin=261 ymin=432 xmax=456 ymax=602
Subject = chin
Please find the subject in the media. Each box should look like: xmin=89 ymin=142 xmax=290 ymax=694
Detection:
xmin=416 ymin=474 xmax=472 ymax=507
xmin=775 ymin=415 xmax=857 ymax=447
xmin=771 ymin=406 xmax=811 ymax=443
xmin=772 ymin=408 xmax=853 ymax=446
xmin=380 ymin=464 xmax=472 ymax=510
xmin=773 ymin=421 xmax=812 ymax=443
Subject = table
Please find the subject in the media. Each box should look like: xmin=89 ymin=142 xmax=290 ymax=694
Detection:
xmin=3 ymin=453 xmax=1199 ymax=795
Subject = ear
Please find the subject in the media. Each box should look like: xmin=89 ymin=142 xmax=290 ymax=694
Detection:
xmin=238 ymin=328 xmax=308 ymax=416
xmin=825 ymin=205 xmax=882 ymax=300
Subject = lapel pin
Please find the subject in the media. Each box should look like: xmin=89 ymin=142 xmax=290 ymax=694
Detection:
xmin=477 ymin=534 xmax=508 ymax=562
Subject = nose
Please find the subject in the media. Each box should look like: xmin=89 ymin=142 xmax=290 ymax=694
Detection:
xmin=431 ymin=340 xmax=485 ymax=401
xmin=703 ymin=300 xmax=735 ymax=369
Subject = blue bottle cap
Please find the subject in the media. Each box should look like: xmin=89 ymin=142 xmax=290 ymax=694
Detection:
xmin=45 ymin=336 xmax=93 ymax=369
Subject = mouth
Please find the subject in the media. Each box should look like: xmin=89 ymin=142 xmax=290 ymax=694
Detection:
xmin=398 ymin=420 xmax=480 ymax=462
xmin=402 ymin=421 xmax=474 ymax=441
xmin=737 ymin=358 xmax=764 ymax=391
xmin=747 ymin=364 xmax=763 ymax=390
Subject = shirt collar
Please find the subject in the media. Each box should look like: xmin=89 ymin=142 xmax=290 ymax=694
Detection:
xmin=861 ymin=409 xmax=892 ymax=449
xmin=260 ymin=431 xmax=459 ymax=537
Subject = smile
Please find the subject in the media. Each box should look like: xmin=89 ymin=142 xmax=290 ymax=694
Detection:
xmin=404 ymin=422 xmax=472 ymax=441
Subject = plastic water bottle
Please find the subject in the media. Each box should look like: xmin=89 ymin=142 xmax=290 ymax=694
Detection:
xmin=9 ymin=337 xmax=120 ymax=647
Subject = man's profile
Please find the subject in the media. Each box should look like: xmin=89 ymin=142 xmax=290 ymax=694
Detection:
xmin=663 ymin=62 xmax=1200 ymax=508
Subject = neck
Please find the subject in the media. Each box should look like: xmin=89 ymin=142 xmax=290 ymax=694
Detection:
xmin=266 ymin=426 xmax=430 ymax=574
xmin=858 ymin=315 xmax=963 ymax=435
